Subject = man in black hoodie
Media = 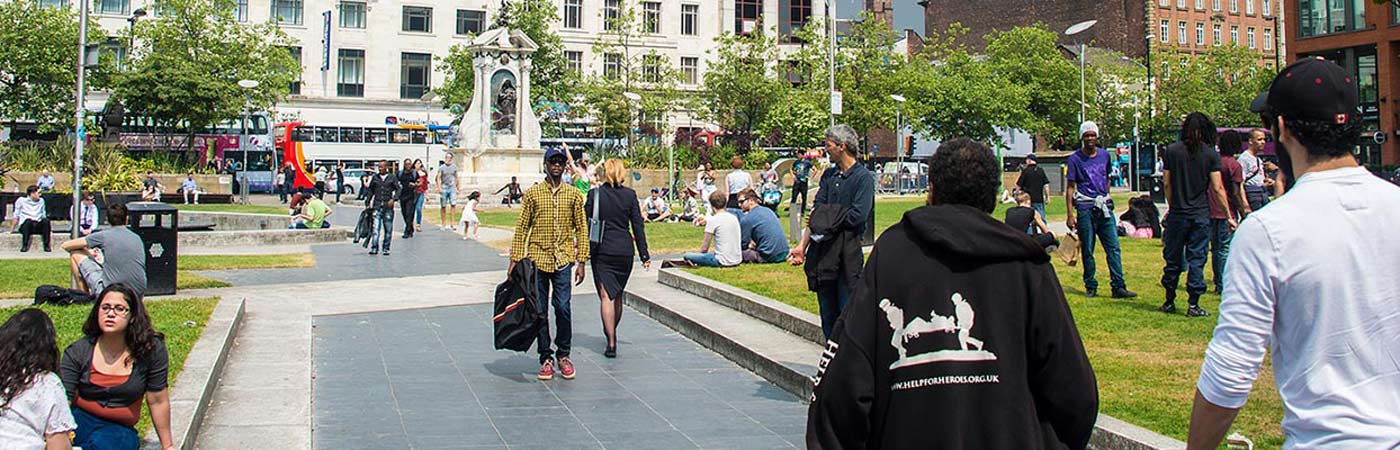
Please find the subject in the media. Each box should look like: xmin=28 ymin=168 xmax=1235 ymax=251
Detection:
xmin=398 ymin=158 xmax=420 ymax=238
xmin=808 ymin=138 xmax=1098 ymax=450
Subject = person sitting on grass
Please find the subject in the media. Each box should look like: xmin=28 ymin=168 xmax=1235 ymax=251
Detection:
xmin=292 ymin=188 xmax=333 ymax=229
xmin=0 ymin=309 xmax=76 ymax=450
xmin=178 ymin=174 xmax=200 ymax=205
xmin=61 ymin=283 xmax=174 ymax=450
xmin=60 ymin=203 xmax=147 ymax=298
xmin=643 ymin=188 xmax=672 ymax=223
xmin=681 ymin=192 xmax=742 ymax=268
xmin=736 ymin=188 xmax=790 ymax=264
xmin=677 ymin=188 xmax=701 ymax=224
xmin=1004 ymin=191 xmax=1059 ymax=252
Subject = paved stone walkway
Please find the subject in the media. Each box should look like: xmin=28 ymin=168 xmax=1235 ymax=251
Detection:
xmin=312 ymin=299 xmax=807 ymax=450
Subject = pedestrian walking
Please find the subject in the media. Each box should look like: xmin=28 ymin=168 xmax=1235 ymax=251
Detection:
xmin=397 ymin=158 xmax=419 ymax=239
xmin=509 ymin=148 xmax=589 ymax=381
xmin=12 ymin=186 xmax=50 ymax=252
xmin=1188 ymin=57 xmax=1400 ymax=450
xmin=438 ymin=154 xmax=459 ymax=231
xmin=808 ymin=138 xmax=1097 ymax=449
xmin=585 ymin=159 xmax=650 ymax=359
xmin=334 ymin=164 xmax=345 ymax=204
xmin=1159 ymin=112 xmax=1232 ymax=317
xmin=1065 ymin=121 xmax=1137 ymax=299
xmin=366 ymin=161 xmax=400 ymax=255
xmin=789 ymin=153 xmax=813 ymax=213
xmin=413 ymin=159 xmax=428 ymax=233
xmin=1208 ymin=131 xmax=1249 ymax=294
xmin=281 ymin=163 xmax=296 ymax=203
xmin=1015 ymin=154 xmax=1050 ymax=222
xmin=789 ymin=124 xmax=875 ymax=339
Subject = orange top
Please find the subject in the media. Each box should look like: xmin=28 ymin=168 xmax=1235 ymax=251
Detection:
xmin=74 ymin=367 xmax=142 ymax=427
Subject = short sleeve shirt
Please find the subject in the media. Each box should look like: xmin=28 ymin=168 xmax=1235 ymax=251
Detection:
xmin=84 ymin=228 xmax=148 ymax=295
xmin=1066 ymin=147 xmax=1111 ymax=203
xmin=726 ymin=171 xmax=751 ymax=194
xmin=439 ymin=163 xmax=458 ymax=189
xmin=305 ymin=198 xmax=330 ymax=228
xmin=704 ymin=211 xmax=743 ymax=266
xmin=0 ymin=373 xmax=76 ymax=450
xmin=1209 ymin=156 xmax=1244 ymax=219
xmin=1163 ymin=142 xmax=1222 ymax=217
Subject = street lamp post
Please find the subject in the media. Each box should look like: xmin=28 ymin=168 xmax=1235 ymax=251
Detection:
xmin=421 ymin=91 xmax=439 ymax=162
xmin=889 ymin=94 xmax=906 ymax=194
xmin=125 ymin=8 xmax=146 ymax=71
xmin=237 ymin=79 xmax=260 ymax=204
xmin=1065 ymin=20 xmax=1097 ymax=124
xmin=72 ymin=0 xmax=92 ymax=247
xmin=1121 ymin=54 xmax=1148 ymax=192
xmin=622 ymin=91 xmax=641 ymax=156
xmin=827 ymin=0 xmax=836 ymax=127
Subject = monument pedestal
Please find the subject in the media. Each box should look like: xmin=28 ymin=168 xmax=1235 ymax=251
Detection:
xmin=450 ymin=147 xmax=545 ymax=195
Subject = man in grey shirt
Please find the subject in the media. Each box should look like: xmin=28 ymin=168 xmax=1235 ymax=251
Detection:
xmin=437 ymin=153 xmax=460 ymax=231
xmin=60 ymin=203 xmax=148 ymax=296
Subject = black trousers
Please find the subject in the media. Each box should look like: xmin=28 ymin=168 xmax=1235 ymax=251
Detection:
xmin=790 ymin=181 xmax=808 ymax=209
xmin=18 ymin=219 xmax=51 ymax=250
xmin=399 ymin=194 xmax=417 ymax=236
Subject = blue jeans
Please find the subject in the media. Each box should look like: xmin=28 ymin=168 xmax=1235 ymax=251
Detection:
xmin=415 ymin=191 xmax=426 ymax=225
xmin=816 ymin=275 xmax=852 ymax=339
xmin=1162 ymin=212 xmax=1211 ymax=299
xmin=537 ymin=264 xmax=573 ymax=363
xmin=1076 ymin=207 xmax=1126 ymax=292
xmin=369 ymin=206 xmax=394 ymax=252
xmin=1031 ymin=203 xmax=1047 ymax=223
xmin=1209 ymin=218 xmax=1234 ymax=293
xmin=72 ymin=406 xmax=139 ymax=450
xmin=682 ymin=252 xmax=722 ymax=267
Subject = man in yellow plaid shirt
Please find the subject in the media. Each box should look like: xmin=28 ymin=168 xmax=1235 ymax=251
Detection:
xmin=509 ymin=147 xmax=590 ymax=381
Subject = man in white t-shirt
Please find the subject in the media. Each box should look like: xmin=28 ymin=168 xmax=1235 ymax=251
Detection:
xmin=682 ymin=192 xmax=741 ymax=267
xmin=1188 ymin=58 xmax=1400 ymax=449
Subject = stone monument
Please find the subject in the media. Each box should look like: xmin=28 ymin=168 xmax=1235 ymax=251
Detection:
xmin=451 ymin=8 xmax=546 ymax=193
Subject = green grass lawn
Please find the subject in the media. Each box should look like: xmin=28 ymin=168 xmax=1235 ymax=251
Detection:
xmin=688 ymin=238 xmax=1284 ymax=448
xmin=173 ymin=204 xmax=288 ymax=215
xmin=0 ymin=254 xmax=314 ymax=298
xmin=0 ymin=297 xmax=219 ymax=438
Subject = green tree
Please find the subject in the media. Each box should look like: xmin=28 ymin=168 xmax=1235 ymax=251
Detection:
xmin=1084 ymin=49 xmax=1148 ymax=147
xmin=984 ymin=24 xmax=1080 ymax=141
xmin=702 ymin=29 xmax=787 ymax=152
xmin=111 ymin=0 xmax=297 ymax=150
xmin=832 ymin=13 xmax=906 ymax=149
xmin=578 ymin=0 xmax=682 ymax=150
xmin=437 ymin=0 xmax=575 ymax=118
xmin=0 ymin=0 xmax=108 ymax=132
xmin=1150 ymin=44 xmax=1272 ymax=139
xmin=759 ymin=89 xmax=827 ymax=148
xmin=905 ymin=49 xmax=1028 ymax=145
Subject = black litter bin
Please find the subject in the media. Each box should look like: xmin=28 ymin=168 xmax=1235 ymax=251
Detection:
xmin=1149 ymin=175 xmax=1166 ymax=204
xmin=127 ymin=202 xmax=178 ymax=296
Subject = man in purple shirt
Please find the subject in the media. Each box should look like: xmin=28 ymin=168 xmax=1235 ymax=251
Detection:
xmin=1065 ymin=121 xmax=1136 ymax=299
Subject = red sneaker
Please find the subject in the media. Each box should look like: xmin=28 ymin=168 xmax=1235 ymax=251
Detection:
xmin=558 ymin=357 xmax=576 ymax=380
xmin=537 ymin=359 xmax=555 ymax=381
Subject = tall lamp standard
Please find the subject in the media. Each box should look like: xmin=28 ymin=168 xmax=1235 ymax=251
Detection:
xmin=1121 ymin=55 xmax=1148 ymax=192
xmin=421 ymin=91 xmax=439 ymax=162
xmin=622 ymin=91 xmax=641 ymax=154
xmin=1064 ymin=20 xmax=1098 ymax=124
xmin=889 ymin=94 xmax=906 ymax=194
xmin=236 ymin=79 xmax=260 ymax=204
xmin=125 ymin=8 xmax=146 ymax=71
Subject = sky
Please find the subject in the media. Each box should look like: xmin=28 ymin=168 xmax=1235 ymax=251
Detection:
xmin=834 ymin=0 xmax=926 ymax=34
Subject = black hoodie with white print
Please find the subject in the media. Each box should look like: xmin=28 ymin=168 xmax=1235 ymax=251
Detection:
xmin=807 ymin=204 xmax=1098 ymax=450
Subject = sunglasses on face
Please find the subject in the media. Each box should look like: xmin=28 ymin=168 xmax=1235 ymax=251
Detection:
xmin=546 ymin=159 xmax=567 ymax=166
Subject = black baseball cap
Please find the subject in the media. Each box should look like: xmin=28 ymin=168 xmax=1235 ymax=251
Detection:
xmin=1025 ymin=153 xmax=1037 ymax=161
xmin=1260 ymin=57 xmax=1360 ymax=124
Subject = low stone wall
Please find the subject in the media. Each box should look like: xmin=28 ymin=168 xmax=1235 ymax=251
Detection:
xmin=179 ymin=211 xmax=289 ymax=231
xmin=175 ymin=227 xmax=349 ymax=247
xmin=3 ymin=172 xmax=233 ymax=195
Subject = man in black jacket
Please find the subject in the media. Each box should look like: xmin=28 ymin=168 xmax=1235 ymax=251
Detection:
xmin=790 ymin=124 xmax=875 ymax=339
xmin=398 ymin=158 xmax=420 ymax=238
xmin=808 ymin=138 xmax=1098 ymax=450
xmin=366 ymin=161 xmax=400 ymax=255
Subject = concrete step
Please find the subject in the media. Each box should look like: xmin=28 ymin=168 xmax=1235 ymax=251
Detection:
xmin=624 ymin=275 xmax=823 ymax=401
xmin=659 ymin=268 xmax=825 ymax=345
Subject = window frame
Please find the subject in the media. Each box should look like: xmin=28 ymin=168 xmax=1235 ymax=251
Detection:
xmin=1196 ymin=23 xmax=1204 ymax=45
xmin=96 ymin=0 xmax=129 ymax=15
xmin=456 ymin=9 xmax=485 ymax=35
xmin=339 ymin=1 xmax=366 ymax=29
xmin=400 ymin=52 xmax=433 ymax=99
xmin=681 ymin=56 xmax=698 ymax=85
xmin=337 ymin=48 xmax=365 ymax=97
xmin=736 ymin=0 xmax=761 ymax=35
xmin=565 ymin=51 xmax=583 ymax=74
xmin=287 ymin=46 xmax=302 ymax=95
xmin=1213 ymin=24 xmax=1222 ymax=45
xmin=603 ymin=53 xmax=621 ymax=80
xmin=1263 ymin=28 xmax=1272 ymax=50
xmin=402 ymin=6 xmax=433 ymax=34
xmin=1160 ymin=20 xmax=1169 ymax=42
xmin=642 ymin=2 xmax=661 ymax=34
xmin=1178 ymin=21 xmax=1187 ymax=44
xmin=682 ymin=4 xmax=699 ymax=36
xmin=1230 ymin=25 xmax=1239 ymax=44
xmin=604 ymin=0 xmax=620 ymax=31
xmin=1247 ymin=26 xmax=1256 ymax=49
xmin=563 ymin=0 xmax=582 ymax=29
xmin=273 ymin=0 xmax=304 ymax=25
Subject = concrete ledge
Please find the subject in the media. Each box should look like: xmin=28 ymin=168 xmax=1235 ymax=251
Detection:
xmin=659 ymin=268 xmax=825 ymax=345
xmin=174 ymin=227 xmax=350 ymax=247
xmin=179 ymin=211 xmax=290 ymax=231
xmin=652 ymin=268 xmax=1187 ymax=450
xmin=143 ymin=297 xmax=247 ymax=450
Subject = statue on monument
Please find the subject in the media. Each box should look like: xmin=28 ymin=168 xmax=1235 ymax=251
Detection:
xmin=494 ymin=80 xmax=517 ymax=132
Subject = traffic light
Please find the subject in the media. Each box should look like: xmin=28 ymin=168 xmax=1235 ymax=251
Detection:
xmin=905 ymin=136 xmax=914 ymax=157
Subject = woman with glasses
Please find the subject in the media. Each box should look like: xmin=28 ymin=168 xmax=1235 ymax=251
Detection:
xmin=60 ymin=284 xmax=173 ymax=450
xmin=0 ymin=309 xmax=76 ymax=450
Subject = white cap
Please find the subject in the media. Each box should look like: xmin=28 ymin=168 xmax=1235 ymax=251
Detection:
xmin=1079 ymin=121 xmax=1100 ymax=137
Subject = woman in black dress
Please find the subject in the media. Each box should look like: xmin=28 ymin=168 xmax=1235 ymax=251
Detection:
xmin=585 ymin=159 xmax=650 ymax=358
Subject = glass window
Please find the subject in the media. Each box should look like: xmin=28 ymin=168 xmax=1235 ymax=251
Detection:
xmin=1195 ymin=0 xmax=1203 ymax=9
xmin=366 ymin=128 xmax=388 ymax=143
xmin=1160 ymin=20 xmax=1169 ymax=42
xmin=604 ymin=53 xmax=621 ymax=80
xmin=736 ymin=0 xmax=760 ymax=34
xmin=1263 ymin=0 xmax=1271 ymax=15
xmin=1214 ymin=0 xmax=1221 ymax=10
xmin=564 ymin=0 xmax=581 ymax=28
xmin=604 ymin=0 xmax=619 ymax=31
xmin=565 ymin=51 xmax=582 ymax=74
xmin=643 ymin=2 xmax=660 ymax=34
xmin=457 ymin=9 xmax=485 ymax=35
xmin=1231 ymin=25 xmax=1239 ymax=43
xmin=681 ymin=57 xmax=698 ymax=85
xmin=780 ymin=0 xmax=812 ymax=39
xmin=410 ymin=130 xmax=428 ymax=144
xmin=1213 ymin=24 xmax=1222 ymax=45
xmin=288 ymin=47 xmax=302 ymax=95
xmin=1178 ymin=21 xmax=1187 ymax=43
xmin=682 ymin=4 xmax=699 ymax=35
xmin=1246 ymin=0 xmax=1255 ymax=14
xmin=337 ymin=49 xmax=364 ymax=97
xmin=235 ymin=0 xmax=247 ymax=21
xmin=97 ymin=0 xmax=129 ymax=15
xmin=1358 ymin=53 xmax=1377 ymax=105
xmin=1296 ymin=0 xmax=1368 ymax=38
xmin=273 ymin=0 xmax=303 ymax=25
xmin=292 ymin=127 xmax=316 ymax=142
xmin=340 ymin=2 xmax=366 ymax=28
xmin=1160 ymin=0 xmax=1168 ymax=5
xmin=1178 ymin=0 xmax=1186 ymax=7
xmin=1196 ymin=23 xmax=1204 ymax=45
xmin=340 ymin=127 xmax=364 ymax=143
xmin=642 ymin=54 xmax=663 ymax=83
xmin=1247 ymin=27 xmax=1256 ymax=48
xmin=403 ymin=6 xmax=432 ymax=33
xmin=100 ymin=38 xmax=126 ymax=66
xmin=388 ymin=129 xmax=410 ymax=143
xmin=400 ymin=52 xmax=431 ymax=99
xmin=1263 ymin=28 xmax=1272 ymax=50
xmin=1230 ymin=0 xmax=1238 ymax=12
xmin=315 ymin=126 xmax=340 ymax=143
xmin=38 ymin=0 xmax=67 ymax=8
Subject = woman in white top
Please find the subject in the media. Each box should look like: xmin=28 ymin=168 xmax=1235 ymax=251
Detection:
xmin=723 ymin=156 xmax=752 ymax=211
xmin=698 ymin=162 xmax=718 ymax=216
xmin=0 ymin=309 xmax=75 ymax=450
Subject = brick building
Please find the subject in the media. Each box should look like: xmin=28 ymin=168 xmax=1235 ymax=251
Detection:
xmin=1152 ymin=0 xmax=1284 ymax=67
xmin=918 ymin=0 xmax=1150 ymax=58
xmin=1284 ymin=0 xmax=1399 ymax=166
xmin=866 ymin=0 xmax=894 ymax=24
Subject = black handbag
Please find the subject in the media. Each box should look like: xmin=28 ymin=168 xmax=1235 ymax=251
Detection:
xmin=493 ymin=259 xmax=544 ymax=352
